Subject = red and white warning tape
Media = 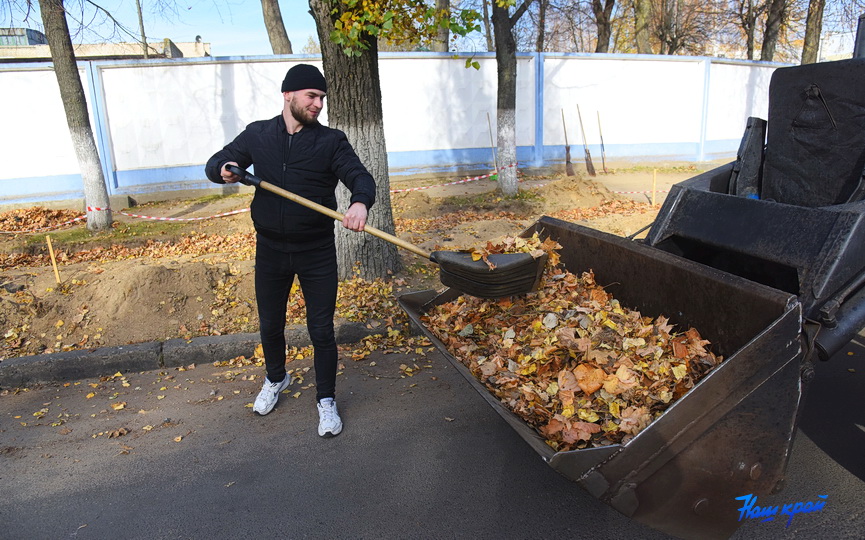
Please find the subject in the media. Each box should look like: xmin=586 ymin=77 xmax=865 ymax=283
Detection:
xmin=389 ymin=163 xmax=517 ymax=193
xmin=611 ymin=189 xmax=670 ymax=195
xmin=86 ymin=206 xmax=251 ymax=221
xmin=11 ymin=163 xmax=675 ymax=234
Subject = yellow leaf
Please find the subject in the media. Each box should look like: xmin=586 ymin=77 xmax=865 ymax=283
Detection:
xmin=561 ymin=403 xmax=575 ymax=418
xmin=111 ymin=402 xmax=126 ymax=410
xmin=518 ymin=363 xmax=537 ymax=375
xmin=142 ymin=425 xmax=154 ymax=431
xmin=244 ymin=403 xmax=253 ymax=408
xmin=157 ymin=395 xmax=165 ymax=400
xmin=89 ymin=383 xmax=99 ymax=388
xmin=671 ymin=364 xmax=688 ymax=380
xmin=86 ymin=392 xmax=95 ymax=399
xmin=577 ymin=408 xmax=600 ymax=422
xmin=55 ymin=320 xmax=64 ymax=328
xmin=174 ymin=436 xmax=183 ymax=442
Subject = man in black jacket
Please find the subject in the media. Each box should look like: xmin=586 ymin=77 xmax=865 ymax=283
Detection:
xmin=205 ymin=64 xmax=376 ymax=437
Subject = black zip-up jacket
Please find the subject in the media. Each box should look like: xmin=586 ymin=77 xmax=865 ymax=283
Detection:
xmin=205 ymin=114 xmax=376 ymax=248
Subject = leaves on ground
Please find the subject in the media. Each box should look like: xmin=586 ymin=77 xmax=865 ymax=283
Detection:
xmin=0 ymin=207 xmax=82 ymax=233
xmin=1 ymin=174 xmax=656 ymax=363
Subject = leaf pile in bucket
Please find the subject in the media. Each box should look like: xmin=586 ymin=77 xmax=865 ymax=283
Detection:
xmin=469 ymin=232 xmax=562 ymax=269
xmin=422 ymin=240 xmax=723 ymax=451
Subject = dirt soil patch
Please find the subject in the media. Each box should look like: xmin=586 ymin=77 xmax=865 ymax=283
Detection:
xmin=0 ymin=163 xmax=715 ymax=362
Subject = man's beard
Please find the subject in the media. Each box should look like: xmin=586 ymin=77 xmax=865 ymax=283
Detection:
xmin=290 ymin=99 xmax=320 ymax=126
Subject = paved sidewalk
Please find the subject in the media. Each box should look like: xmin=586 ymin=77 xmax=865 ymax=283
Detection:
xmin=2 ymin=346 xmax=673 ymax=539
xmin=1 ymin=335 xmax=863 ymax=539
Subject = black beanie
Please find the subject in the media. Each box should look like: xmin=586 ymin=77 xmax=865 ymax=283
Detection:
xmin=281 ymin=64 xmax=327 ymax=93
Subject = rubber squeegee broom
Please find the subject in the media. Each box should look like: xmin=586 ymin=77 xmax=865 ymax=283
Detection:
xmin=227 ymin=166 xmax=547 ymax=298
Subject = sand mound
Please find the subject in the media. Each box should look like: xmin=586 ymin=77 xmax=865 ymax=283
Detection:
xmin=533 ymin=175 xmax=616 ymax=210
xmin=2 ymin=259 xmax=257 ymax=357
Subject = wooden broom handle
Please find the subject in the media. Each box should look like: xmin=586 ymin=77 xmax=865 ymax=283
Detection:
xmin=228 ymin=166 xmax=431 ymax=260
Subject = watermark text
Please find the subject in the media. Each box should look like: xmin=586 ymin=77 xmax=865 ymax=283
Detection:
xmin=735 ymin=493 xmax=828 ymax=527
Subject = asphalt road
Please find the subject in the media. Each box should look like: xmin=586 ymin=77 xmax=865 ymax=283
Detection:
xmin=1 ymin=336 xmax=863 ymax=540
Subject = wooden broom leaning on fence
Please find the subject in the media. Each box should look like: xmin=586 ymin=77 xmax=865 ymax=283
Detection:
xmin=577 ymin=104 xmax=597 ymax=177
xmin=597 ymin=111 xmax=608 ymax=174
xmin=562 ymin=109 xmax=575 ymax=176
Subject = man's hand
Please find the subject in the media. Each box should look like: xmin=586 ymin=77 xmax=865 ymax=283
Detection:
xmin=221 ymin=162 xmax=241 ymax=183
xmin=342 ymin=202 xmax=368 ymax=232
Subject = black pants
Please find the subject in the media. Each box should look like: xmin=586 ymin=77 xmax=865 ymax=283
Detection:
xmin=255 ymin=239 xmax=338 ymax=402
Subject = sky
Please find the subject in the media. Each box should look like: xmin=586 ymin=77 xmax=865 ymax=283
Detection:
xmin=12 ymin=0 xmax=320 ymax=57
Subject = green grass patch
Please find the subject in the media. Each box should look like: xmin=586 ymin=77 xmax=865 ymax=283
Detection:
xmin=443 ymin=188 xmax=541 ymax=208
xmin=24 ymin=219 xmax=188 ymax=249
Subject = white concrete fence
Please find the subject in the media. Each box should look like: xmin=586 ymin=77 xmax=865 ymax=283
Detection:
xmin=0 ymin=52 xmax=785 ymax=205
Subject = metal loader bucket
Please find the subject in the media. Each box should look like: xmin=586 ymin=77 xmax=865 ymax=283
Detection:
xmin=398 ymin=216 xmax=803 ymax=539
xmin=646 ymin=57 xmax=865 ymax=363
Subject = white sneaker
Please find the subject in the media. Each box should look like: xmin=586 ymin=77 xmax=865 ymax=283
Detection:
xmin=317 ymin=398 xmax=343 ymax=437
xmin=252 ymin=376 xmax=291 ymax=415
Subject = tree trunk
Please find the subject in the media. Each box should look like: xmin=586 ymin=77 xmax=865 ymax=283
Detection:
xmin=261 ymin=0 xmax=293 ymax=54
xmin=308 ymin=0 xmax=400 ymax=281
xmin=800 ymin=0 xmax=825 ymax=64
xmin=761 ymin=0 xmax=787 ymax=61
xmin=658 ymin=0 xmax=677 ymax=55
xmin=40 ymin=0 xmax=112 ymax=231
xmin=483 ymin=0 xmax=495 ymax=51
xmin=536 ymin=0 xmax=547 ymax=52
xmin=737 ymin=0 xmax=759 ymax=60
xmin=745 ymin=23 xmax=755 ymax=60
xmin=492 ymin=2 xmax=519 ymax=196
xmin=592 ymin=0 xmax=615 ymax=53
xmin=135 ymin=0 xmax=148 ymax=59
xmin=634 ymin=0 xmax=652 ymax=53
xmin=431 ymin=0 xmax=450 ymax=52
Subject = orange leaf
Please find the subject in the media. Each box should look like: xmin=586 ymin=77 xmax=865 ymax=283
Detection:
xmin=561 ymin=421 xmax=601 ymax=443
xmin=573 ymin=364 xmax=605 ymax=394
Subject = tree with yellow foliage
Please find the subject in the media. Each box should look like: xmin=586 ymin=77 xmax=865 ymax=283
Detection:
xmin=308 ymin=0 xmax=480 ymax=279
